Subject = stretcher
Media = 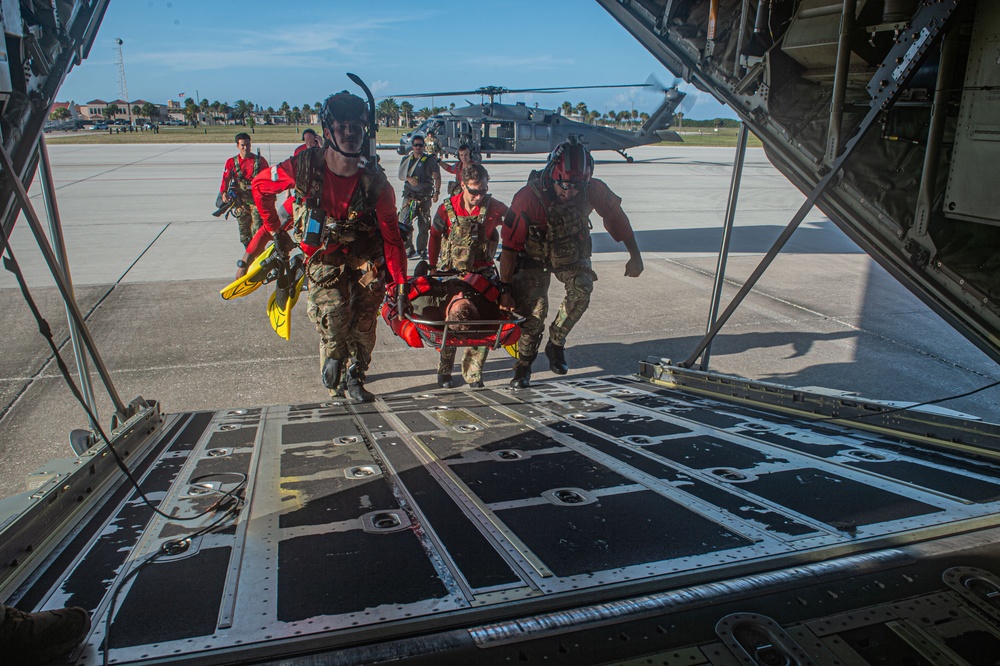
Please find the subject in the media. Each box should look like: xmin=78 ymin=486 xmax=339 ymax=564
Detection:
xmin=381 ymin=272 xmax=523 ymax=351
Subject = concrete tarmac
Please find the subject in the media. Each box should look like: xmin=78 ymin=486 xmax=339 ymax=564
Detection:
xmin=0 ymin=142 xmax=996 ymax=498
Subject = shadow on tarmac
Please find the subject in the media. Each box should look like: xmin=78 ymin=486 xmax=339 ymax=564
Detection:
xmin=590 ymin=223 xmax=862 ymax=255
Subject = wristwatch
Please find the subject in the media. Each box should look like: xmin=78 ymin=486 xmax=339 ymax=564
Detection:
xmin=496 ymin=281 xmax=511 ymax=295
xmin=236 ymin=259 xmax=247 ymax=268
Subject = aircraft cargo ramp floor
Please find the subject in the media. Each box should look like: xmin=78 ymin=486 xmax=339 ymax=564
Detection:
xmin=17 ymin=376 xmax=1000 ymax=666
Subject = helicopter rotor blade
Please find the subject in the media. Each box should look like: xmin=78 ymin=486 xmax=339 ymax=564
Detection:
xmin=383 ymin=83 xmax=652 ymax=99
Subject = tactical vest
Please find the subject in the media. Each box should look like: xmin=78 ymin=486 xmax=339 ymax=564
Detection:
xmin=523 ymin=177 xmax=592 ymax=269
xmin=293 ymin=147 xmax=386 ymax=262
xmin=232 ymin=152 xmax=262 ymax=197
xmin=439 ymin=197 xmax=491 ymax=272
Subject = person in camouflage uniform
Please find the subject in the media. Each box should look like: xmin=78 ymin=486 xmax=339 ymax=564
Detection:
xmin=428 ymin=163 xmax=514 ymax=388
xmin=243 ymin=92 xmax=407 ymax=402
xmin=499 ymin=139 xmax=643 ymax=388
xmin=219 ymin=133 xmax=268 ymax=247
xmin=397 ymin=135 xmax=441 ymax=258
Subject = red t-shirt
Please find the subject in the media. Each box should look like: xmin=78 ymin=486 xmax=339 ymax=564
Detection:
xmin=251 ymin=154 xmax=406 ymax=288
xmin=428 ymin=194 xmax=511 ymax=270
xmin=501 ymin=178 xmax=634 ymax=252
xmin=220 ymin=153 xmax=269 ymax=193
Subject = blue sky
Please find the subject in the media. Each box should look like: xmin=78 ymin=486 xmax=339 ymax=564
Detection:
xmin=60 ymin=0 xmax=735 ymax=120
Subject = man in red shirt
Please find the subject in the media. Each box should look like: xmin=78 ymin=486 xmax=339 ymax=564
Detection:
xmin=428 ymin=163 xmax=514 ymax=388
xmin=241 ymin=92 xmax=406 ymax=402
xmin=293 ymin=128 xmax=320 ymax=156
xmin=499 ymin=139 xmax=643 ymax=388
xmin=440 ymin=143 xmax=474 ymax=196
xmin=219 ymin=133 xmax=268 ymax=247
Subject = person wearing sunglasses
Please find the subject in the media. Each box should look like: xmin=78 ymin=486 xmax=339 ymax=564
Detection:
xmin=499 ymin=138 xmax=644 ymax=388
xmin=397 ymin=134 xmax=442 ymax=259
xmin=427 ymin=163 xmax=515 ymax=388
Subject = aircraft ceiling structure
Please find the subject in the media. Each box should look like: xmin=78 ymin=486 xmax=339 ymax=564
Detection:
xmin=0 ymin=0 xmax=109 ymax=236
xmin=597 ymin=0 xmax=1000 ymax=365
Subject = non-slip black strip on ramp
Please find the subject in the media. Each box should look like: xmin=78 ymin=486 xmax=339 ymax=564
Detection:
xmin=279 ymin=474 xmax=399 ymax=529
xmin=282 ymin=418 xmax=361 ymax=446
xmin=554 ymin=423 xmax=817 ymax=537
xmin=449 ymin=450 xmax=633 ymax=505
xmin=277 ymin=530 xmax=448 ymax=621
xmin=751 ymin=431 xmax=855 ymax=458
xmin=26 ymin=412 xmax=214 ymax=614
xmin=645 ymin=435 xmax=778 ymax=469
xmin=108 ymin=546 xmax=231 ymax=648
xmin=385 ymin=441 xmax=521 ymax=589
xmin=206 ymin=425 xmax=258 ymax=449
xmin=423 ymin=426 xmax=563 ymax=461
xmin=846 ymin=460 xmax=1000 ymax=503
xmin=581 ymin=413 xmax=692 ymax=439
xmin=496 ymin=490 xmax=752 ymax=577
xmin=745 ymin=469 xmax=942 ymax=526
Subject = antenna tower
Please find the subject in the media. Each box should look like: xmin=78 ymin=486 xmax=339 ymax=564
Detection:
xmin=114 ymin=38 xmax=131 ymax=125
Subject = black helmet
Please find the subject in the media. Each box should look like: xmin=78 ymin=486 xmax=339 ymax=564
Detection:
xmin=320 ymin=91 xmax=368 ymax=129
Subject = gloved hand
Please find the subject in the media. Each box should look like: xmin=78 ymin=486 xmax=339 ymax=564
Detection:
xmin=624 ymin=255 xmax=644 ymax=278
xmin=395 ymin=285 xmax=412 ymax=317
xmin=274 ymin=230 xmax=297 ymax=257
xmin=499 ymin=293 xmax=515 ymax=311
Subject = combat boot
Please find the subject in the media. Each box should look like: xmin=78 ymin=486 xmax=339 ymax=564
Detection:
xmin=510 ymin=353 xmax=536 ymax=389
xmin=437 ymin=374 xmax=453 ymax=389
xmin=545 ymin=341 xmax=568 ymax=375
xmin=0 ymin=605 xmax=91 ymax=665
xmin=346 ymin=365 xmax=375 ymax=403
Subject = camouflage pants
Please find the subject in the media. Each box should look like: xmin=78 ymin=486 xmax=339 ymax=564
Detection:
xmin=438 ymin=346 xmax=489 ymax=382
xmin=233 ymin=204 xmax=263 ymax=248
xmin=399 ymin=196 xmax=432 ymax=255
xmin=306 ymin=261 xmax=385 ymax=388
xmin=511 ymin=263 xmax=595 ymax=361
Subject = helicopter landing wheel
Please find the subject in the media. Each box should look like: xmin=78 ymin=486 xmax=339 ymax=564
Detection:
xmin=617 ymin=149 xmax=633 ymax=162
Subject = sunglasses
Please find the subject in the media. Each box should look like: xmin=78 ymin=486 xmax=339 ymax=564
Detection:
xmin=412 ymin=142 xmax=425 ymax=147
xmin=555 ymin=180 xmax=582 ymax=191
xmin=465 ymin=186 xmax=488 ymax=196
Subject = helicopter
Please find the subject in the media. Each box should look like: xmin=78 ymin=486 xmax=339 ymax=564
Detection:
xmin=389 ymin=83 xmax=687 ymax=162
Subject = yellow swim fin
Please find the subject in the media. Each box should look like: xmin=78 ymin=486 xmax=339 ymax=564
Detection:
xmin=220 ymin=244 xmax=278 ymax=300
xmin=267 ymin=255 xmax=306 ymax=340
xmin=504 ymin=341 xmax=518 ymax=358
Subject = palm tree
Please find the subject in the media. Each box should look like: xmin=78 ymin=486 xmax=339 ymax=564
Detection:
xmin=639 ymin=111 xmax=650 ymax=127
xmin=631 ymin=109 xmax=639 ymax=128
xmin=588 ymin=110 xmax=600 ymax=125
xmin=575 ymin=102 xmax=588 ymax=118
xmin=233 ymin=100 xmax=253 ymax=125
xmin=302 ymin=102 xmax=312 ymax=123
xmin=141 ymin=102 xmax=159 ymax=124
xmin=101 ymin=103 xmax=119 ymax=123
xmin=399 ymin=101 xmax=414 ymax=127
xmin=211 ymin=101 xmax=221 ymax=124
xmin=290 ymin=106 xmax=302 ymax=128
xmin=561 ymin=101 xmax=572 ymax=116
xmin=49 ymin=106 xmax=71 ymax=121
xmin=376 ymin=98 xmax=400 ymax=127
xmin=674 ymin=112 xmax=684 ymax=129
xmin=416 ymin=107 xmax=432 ymax=121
